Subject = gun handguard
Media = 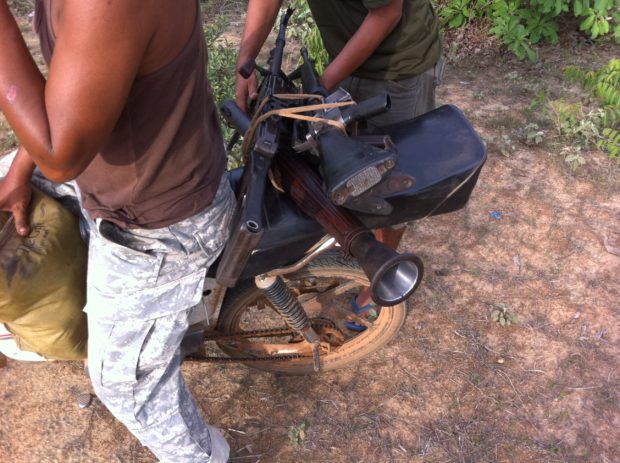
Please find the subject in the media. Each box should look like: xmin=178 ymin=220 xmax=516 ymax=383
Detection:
xmin=215 ymin=150 xmax=271 ymax=287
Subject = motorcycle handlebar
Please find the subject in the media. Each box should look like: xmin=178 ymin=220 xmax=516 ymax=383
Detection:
xmin=220 ymin=100 xmax=252 ymax=135
xmin=341 ymin=93 xmax=391 ymax=126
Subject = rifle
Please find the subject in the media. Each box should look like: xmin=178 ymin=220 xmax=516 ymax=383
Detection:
xmin=216 ymin=8 xmax=421 ymax=307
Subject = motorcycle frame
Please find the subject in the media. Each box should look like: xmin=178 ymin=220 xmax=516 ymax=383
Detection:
xmin=186 ymin=7 xmax=485 ymax=358
xmin=199 ymin=235 xmax=337 ymax=330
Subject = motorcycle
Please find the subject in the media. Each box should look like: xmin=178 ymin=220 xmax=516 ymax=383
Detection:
xmin=179 ymin=9 xmax=487 ymax=375
xmin=0 ymin=9 xmax=486 ymax=376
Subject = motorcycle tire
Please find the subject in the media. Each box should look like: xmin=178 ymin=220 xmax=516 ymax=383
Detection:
xmin=216 ymin=250 xmax=410 ymax=375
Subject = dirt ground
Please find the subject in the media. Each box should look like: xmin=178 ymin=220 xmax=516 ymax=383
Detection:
xmin=1 ymin=3 xmax=619 ymax=463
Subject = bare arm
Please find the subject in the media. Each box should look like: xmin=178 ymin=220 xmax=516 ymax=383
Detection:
xmin=235 ymin=0 xmax=283 ymax=112
xmin=321 ymin=0 xmax=403 ymax=91
xmin=0 ymin=0 xmax=153 ymax=182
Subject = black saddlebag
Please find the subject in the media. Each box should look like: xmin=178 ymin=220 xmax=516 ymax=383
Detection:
xmin=356 ymin=104 xmax=487 ymax=229
xmin=213 ymin=104 xmax=486 ymax=279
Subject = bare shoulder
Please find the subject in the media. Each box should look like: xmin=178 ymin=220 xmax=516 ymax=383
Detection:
xmin=50 ymin=0 xmax=196 ymax=43
xmin=49 ymin=0 xmax=153 ymax=48
xmin=52 ymin=0 xmax=148 ymax=27
xmin=51 ymin=0 xmax=197 ymax=74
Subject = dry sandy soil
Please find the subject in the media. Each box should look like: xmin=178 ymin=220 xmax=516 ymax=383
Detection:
xmin=0 ymin=2 xmax=619 ymax=462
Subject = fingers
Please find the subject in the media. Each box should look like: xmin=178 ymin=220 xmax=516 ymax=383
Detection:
xmin=12 ymin=202 xmax=30 ymax=236
xmin=234 ymin=78 xmax=248 ymax=113
xmin=248 ymin=73 xmax=258 ymax=101
xmin=235 ymin=74 xmax=258 ymax=114
xmin=0 ymin=178 xmax=32 ymax=236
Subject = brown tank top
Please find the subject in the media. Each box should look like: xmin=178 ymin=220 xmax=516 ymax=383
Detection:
xmin=34 ymin=1 xmax=226 ymax=229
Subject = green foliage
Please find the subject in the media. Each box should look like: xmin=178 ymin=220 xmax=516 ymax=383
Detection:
xmin=204 ymin=19 xmax=237 ymax=106
xmin=576 ymin=0 xmax=620 ymax=40
xmin=574 ymin=111 xmax=603 ymax=149
xmin=561 ymin=146 xmax=587 ymax=169
xmin=523 ymin=123 xmax=545 ymax=145
xmin=439 ymin=0 xmax=490 ymax=28
xmin=564 ymin=59 xmax=620 ymax=110
xmin=547 ymin=99 xmax=582 ymax=136
xmin=563 ymin=59 xmax=620 ymax=160
xmin=284 ymin=0 xmax=315 ymax=39
xmin=599 ymin=127 xmax=620 ymax=158
xmin=518 ymin=5 xmax=559 ymax=44
xmin=548 ymin=100 xmax=608 ymax=153
xmin=438 ymin=0 xmax=620 ymax=60
xmin=491 ymin=304 xmax=518 ymax=327
xmin=283 ymin=0 xmax=329 ymax=73
xmin=288 ymin=422 xmax=307 ymax=445
xmin=540 ymin=97 xmax=617 ymax=165
xmin=530 ymin=58 xmax=620 ymax=166
xmin=486 ymin=133 xmax=517 ymax=157
xmin=204 ymin=18 xmax=242 ymax=167
xmin=489 ymin=3 xmax=537 ymax=61
xmin=304 ymin=26 xmax=329 ymax=74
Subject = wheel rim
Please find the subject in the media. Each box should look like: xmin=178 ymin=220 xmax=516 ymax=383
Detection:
xmin=217 ymin=270 xmax=404 ymax=366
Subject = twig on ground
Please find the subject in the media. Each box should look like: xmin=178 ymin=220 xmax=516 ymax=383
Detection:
xmin=228 ymin=428 xmax=247 ymax=435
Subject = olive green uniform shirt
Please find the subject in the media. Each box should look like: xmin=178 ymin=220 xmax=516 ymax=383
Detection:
xmin=307 ymin=0 xmax=441 ymax=80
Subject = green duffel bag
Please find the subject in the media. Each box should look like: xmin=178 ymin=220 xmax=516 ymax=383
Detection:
xmin=0 ymin=187 xmax=87 ymax=360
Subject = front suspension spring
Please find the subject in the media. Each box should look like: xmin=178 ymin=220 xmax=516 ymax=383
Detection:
xmin=260 ymin=276 xmax=310 ymax=332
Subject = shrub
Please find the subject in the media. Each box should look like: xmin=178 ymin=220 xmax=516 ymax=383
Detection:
xmin=437 ymin=0 xmax=620 ymax=60
xmin=283 ymin=0 xmax=329 ymax=73
xmin=204 ymin=17 xmax=242 ymax=167
xmin=564 ymin=59 xmax=620 ymax=160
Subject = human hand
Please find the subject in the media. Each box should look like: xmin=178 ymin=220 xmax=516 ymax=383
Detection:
xmin=235 ymin=72 xmax=258 ymax=114
xmin=0 ymin=174 xmax=32 ymax=236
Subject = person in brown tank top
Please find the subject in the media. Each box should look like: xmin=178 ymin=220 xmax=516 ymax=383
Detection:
xmin=0 ymin=1 xmax=232 ymax=461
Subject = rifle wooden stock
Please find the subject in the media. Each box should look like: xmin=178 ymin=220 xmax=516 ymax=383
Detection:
xmin=274 ymin=154 xmax=372 ymax=254
xmin=275 ymin=154 xmax=423 ymax=306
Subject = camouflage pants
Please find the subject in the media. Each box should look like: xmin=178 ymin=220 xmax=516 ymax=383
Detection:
xmin=1 ymin=152 xmax=234 ymax=462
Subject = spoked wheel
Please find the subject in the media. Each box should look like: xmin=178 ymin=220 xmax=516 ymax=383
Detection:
xmin=216 ymin=250 xmax=418 ymax=375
